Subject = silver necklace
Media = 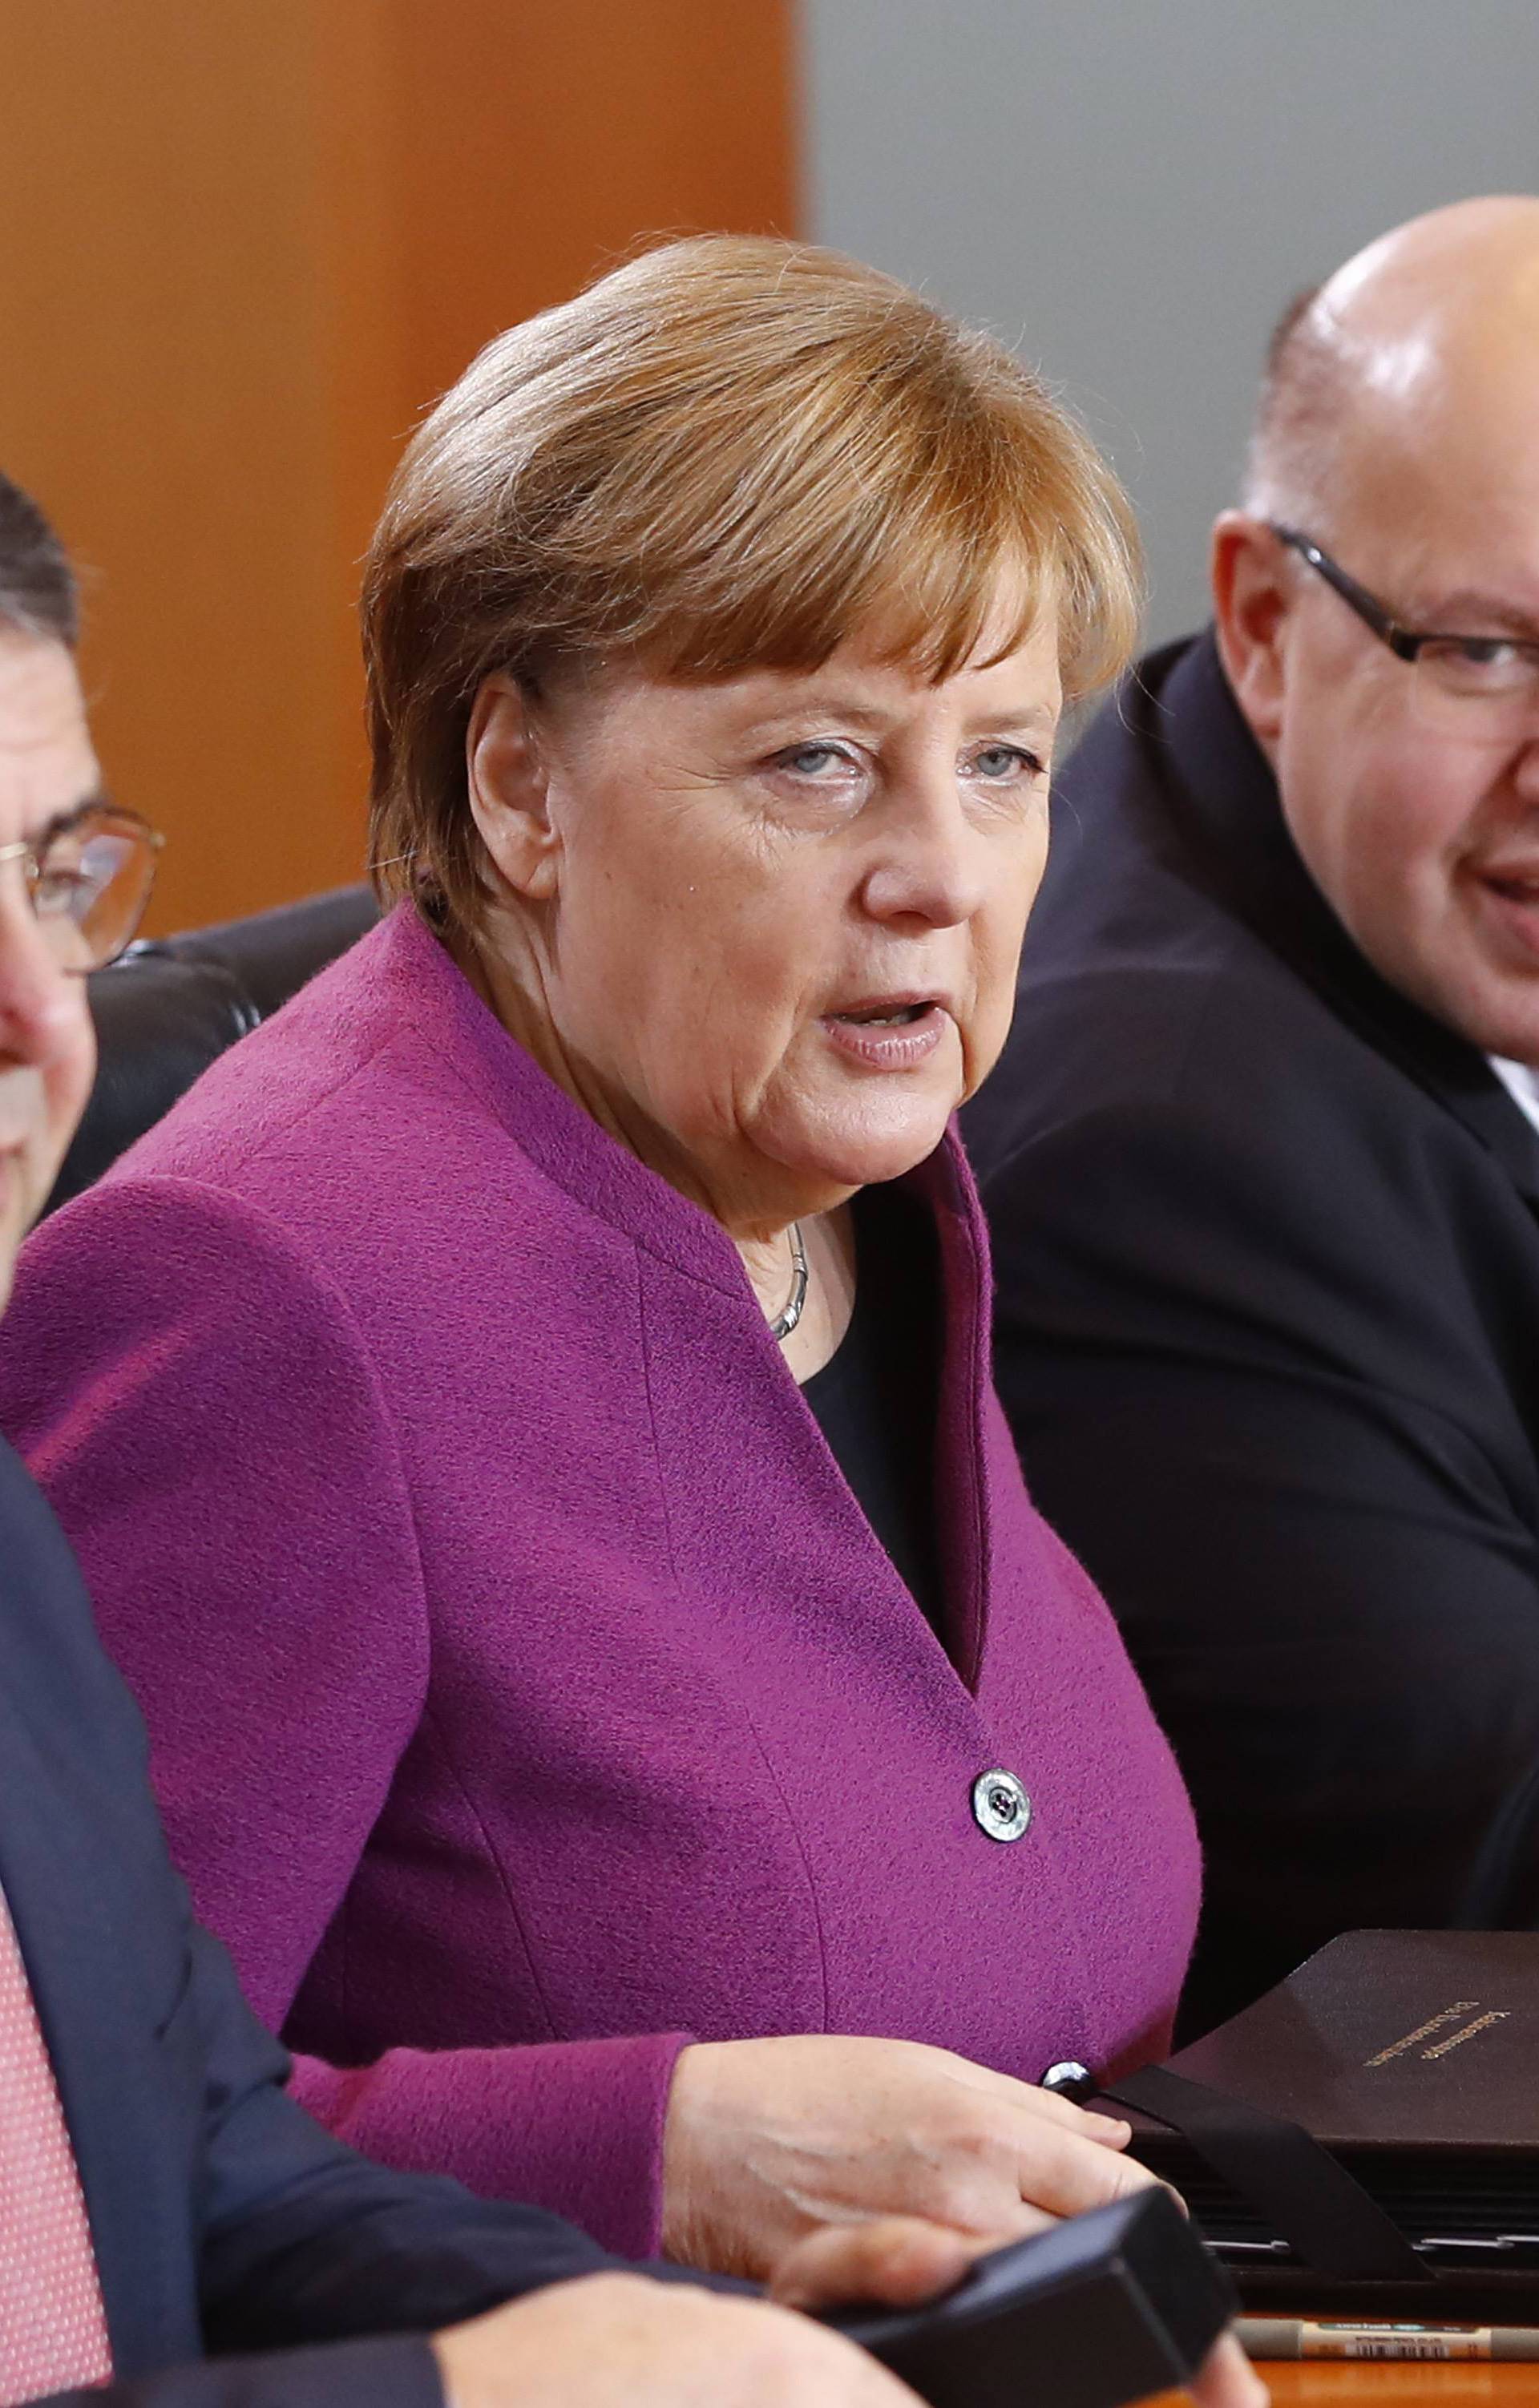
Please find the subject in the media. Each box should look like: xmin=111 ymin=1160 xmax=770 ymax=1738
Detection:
xmin=770 ymin=1221 xmax=810 ymax=1343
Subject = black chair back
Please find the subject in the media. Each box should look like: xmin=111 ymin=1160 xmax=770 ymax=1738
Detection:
xmin=44 ymin=884 xmax=379 ymax=1216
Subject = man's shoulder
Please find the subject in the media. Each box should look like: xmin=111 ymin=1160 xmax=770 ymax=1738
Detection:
xmin=1019 ymin=632 xmax=1298 ymax=1038
xmin=967 ymin=857 xmax=1375 ymax=1191
xmin=970 ymin=920 xmax=1503 ymax=1286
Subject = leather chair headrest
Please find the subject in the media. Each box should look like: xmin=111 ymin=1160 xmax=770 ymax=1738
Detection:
xmin=45 ymin=883 xmax=380 ymax=1216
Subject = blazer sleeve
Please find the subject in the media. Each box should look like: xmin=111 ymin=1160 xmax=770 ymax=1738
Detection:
xmin=0 ymin=1176 xmax=688 ymax=2258
xmin=980 ymin=1073 xmax=1539 ymax=2032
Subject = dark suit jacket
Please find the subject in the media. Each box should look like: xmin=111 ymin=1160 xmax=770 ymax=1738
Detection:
xmin=0 ymin=1433 xmax=627 ymax=2407
xmin=963 ymin=632 xmax=1539 ymax=2037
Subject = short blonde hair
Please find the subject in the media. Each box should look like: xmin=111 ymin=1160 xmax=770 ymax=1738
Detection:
xmin=364 ymin=235 xmax=1141 ymax=926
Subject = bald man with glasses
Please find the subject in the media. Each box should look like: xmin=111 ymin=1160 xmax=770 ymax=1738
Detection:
xmin=964 ymin=195 xmax=1539 ymax=2040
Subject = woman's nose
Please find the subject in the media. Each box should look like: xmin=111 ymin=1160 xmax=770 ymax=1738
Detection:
xmin=859 ymin=774 xmax=988 ymax=930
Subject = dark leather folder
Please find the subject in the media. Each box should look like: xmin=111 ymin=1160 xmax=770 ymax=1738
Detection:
xmin=1093 ymin=1930 xmax=1539 ymax=2321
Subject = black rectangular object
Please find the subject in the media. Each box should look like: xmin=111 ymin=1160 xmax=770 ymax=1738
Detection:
xmin=828 ymin=2188 xmax=1236 ymax=2408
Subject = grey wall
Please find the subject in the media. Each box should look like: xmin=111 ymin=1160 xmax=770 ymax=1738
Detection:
xmin=806 ymin=1 xmax=1539 ymax=647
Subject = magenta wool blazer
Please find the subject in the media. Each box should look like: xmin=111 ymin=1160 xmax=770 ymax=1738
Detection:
xmin=0 ymin=903 xmax=1199 ymax=2257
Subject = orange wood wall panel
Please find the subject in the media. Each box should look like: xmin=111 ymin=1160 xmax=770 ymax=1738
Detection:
xmin=388 ymin=0 xmax=798 ymax=412
xmin=0 ymin=1 xmax=797 ymax=934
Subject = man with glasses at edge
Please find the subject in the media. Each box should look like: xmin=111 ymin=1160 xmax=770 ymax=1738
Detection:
xmin=963 ymin=195 xmax=1539 ymax=2039
xmin=0 ymin=467 xmax=1088 ymax=2408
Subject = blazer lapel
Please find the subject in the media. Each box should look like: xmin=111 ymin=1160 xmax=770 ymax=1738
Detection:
xmin=907 ymin=1134 xmax=992 ymax=1692
xmin=1408 ymin=1043 xmax=1539 ymax=1208
xmin=0 ymin=1673 xmax=191 ymax=2374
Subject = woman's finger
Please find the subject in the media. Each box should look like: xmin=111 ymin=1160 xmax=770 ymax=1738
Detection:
xmin=954 ymin=2061 xmax=1133 ymax=2146
xmin=1006 ymin=2113 xmax=1163 ymax=2219
xmin=770 ymin=2216 xmax=983 ymax=2313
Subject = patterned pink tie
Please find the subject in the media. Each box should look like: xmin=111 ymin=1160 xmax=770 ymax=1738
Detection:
xmin=0 ymin=1885 xmax=111 ymax=2402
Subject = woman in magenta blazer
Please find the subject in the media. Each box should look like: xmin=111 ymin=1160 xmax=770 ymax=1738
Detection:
xmin=0 ymin=240 xmax=1198 ymax=2279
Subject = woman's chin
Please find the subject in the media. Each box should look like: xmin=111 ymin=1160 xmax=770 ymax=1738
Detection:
xmin=769 ymin=1105 xmax=956 ymax=1198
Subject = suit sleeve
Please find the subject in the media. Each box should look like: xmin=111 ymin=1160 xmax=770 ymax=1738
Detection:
xmin=32 ymin=1905 xmax=659 ymax=2408
xmin=0 ymin=1177 xmax=687 ymax=2258
xmin=981 ymin=1072 xmax=1539 ymax=2032
xmin=30 ymin=2336 xmax=442 ymax=2408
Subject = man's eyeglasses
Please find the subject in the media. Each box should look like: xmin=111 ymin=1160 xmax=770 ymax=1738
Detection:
xmin=1273 ymin=525 xmax=1539 ymax=741
xmin=0 ymin=802 xmax=164 ymax=972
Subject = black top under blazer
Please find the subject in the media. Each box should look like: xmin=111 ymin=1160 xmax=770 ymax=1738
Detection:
xmin=963 ymin=632 xmax=1539 ymax=2037
xmin=0 ymin=1433 xmax=629 ymax=2407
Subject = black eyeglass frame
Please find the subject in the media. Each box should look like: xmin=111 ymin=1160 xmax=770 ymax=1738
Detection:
xmin=0 ymin=802 xmax=166 ymax=973
xmin=1272 ymin=523 xmax=1539 ymax=676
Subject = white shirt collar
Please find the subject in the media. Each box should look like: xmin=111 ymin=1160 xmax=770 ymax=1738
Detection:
xmin=1487 ymin=1054 xmax=1539 ymax=1137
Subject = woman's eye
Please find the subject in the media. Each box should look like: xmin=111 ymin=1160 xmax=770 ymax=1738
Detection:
xmin=775 ymin=742 xmax=856 ymax=778
xmin=970 ymin=743 xmax=1045 ymax=782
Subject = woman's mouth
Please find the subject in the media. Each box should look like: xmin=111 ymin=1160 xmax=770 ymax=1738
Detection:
xmin=821 ymin=998 xmax=949 ymax=1068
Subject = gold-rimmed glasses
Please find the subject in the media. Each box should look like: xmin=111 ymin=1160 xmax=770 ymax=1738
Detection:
xmin=0 ymin=802 xmax=164 ymax=972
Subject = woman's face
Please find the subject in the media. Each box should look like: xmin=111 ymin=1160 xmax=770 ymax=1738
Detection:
xmin=469 ymin=603 xmax=1062 ymax=1230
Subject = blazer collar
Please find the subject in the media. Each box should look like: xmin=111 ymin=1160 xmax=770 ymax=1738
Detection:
xmin=378 ymin=899 xmax=988 ymax=1284
xmin=1139 ymin=630 xmax=1539 ymax=1208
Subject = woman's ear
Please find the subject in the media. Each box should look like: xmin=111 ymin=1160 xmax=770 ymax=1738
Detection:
xmin=1210 ymin=511 xmax=1294 ymax=758
xmin=467 ymin=673 xmax=562 ymax=902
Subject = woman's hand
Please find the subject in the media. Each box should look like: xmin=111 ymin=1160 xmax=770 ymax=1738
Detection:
xmin=660 ymin=2034 xmax=1158 ymax=2278
xmin=431 ymin=2269 xmax=925 ymax=2408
